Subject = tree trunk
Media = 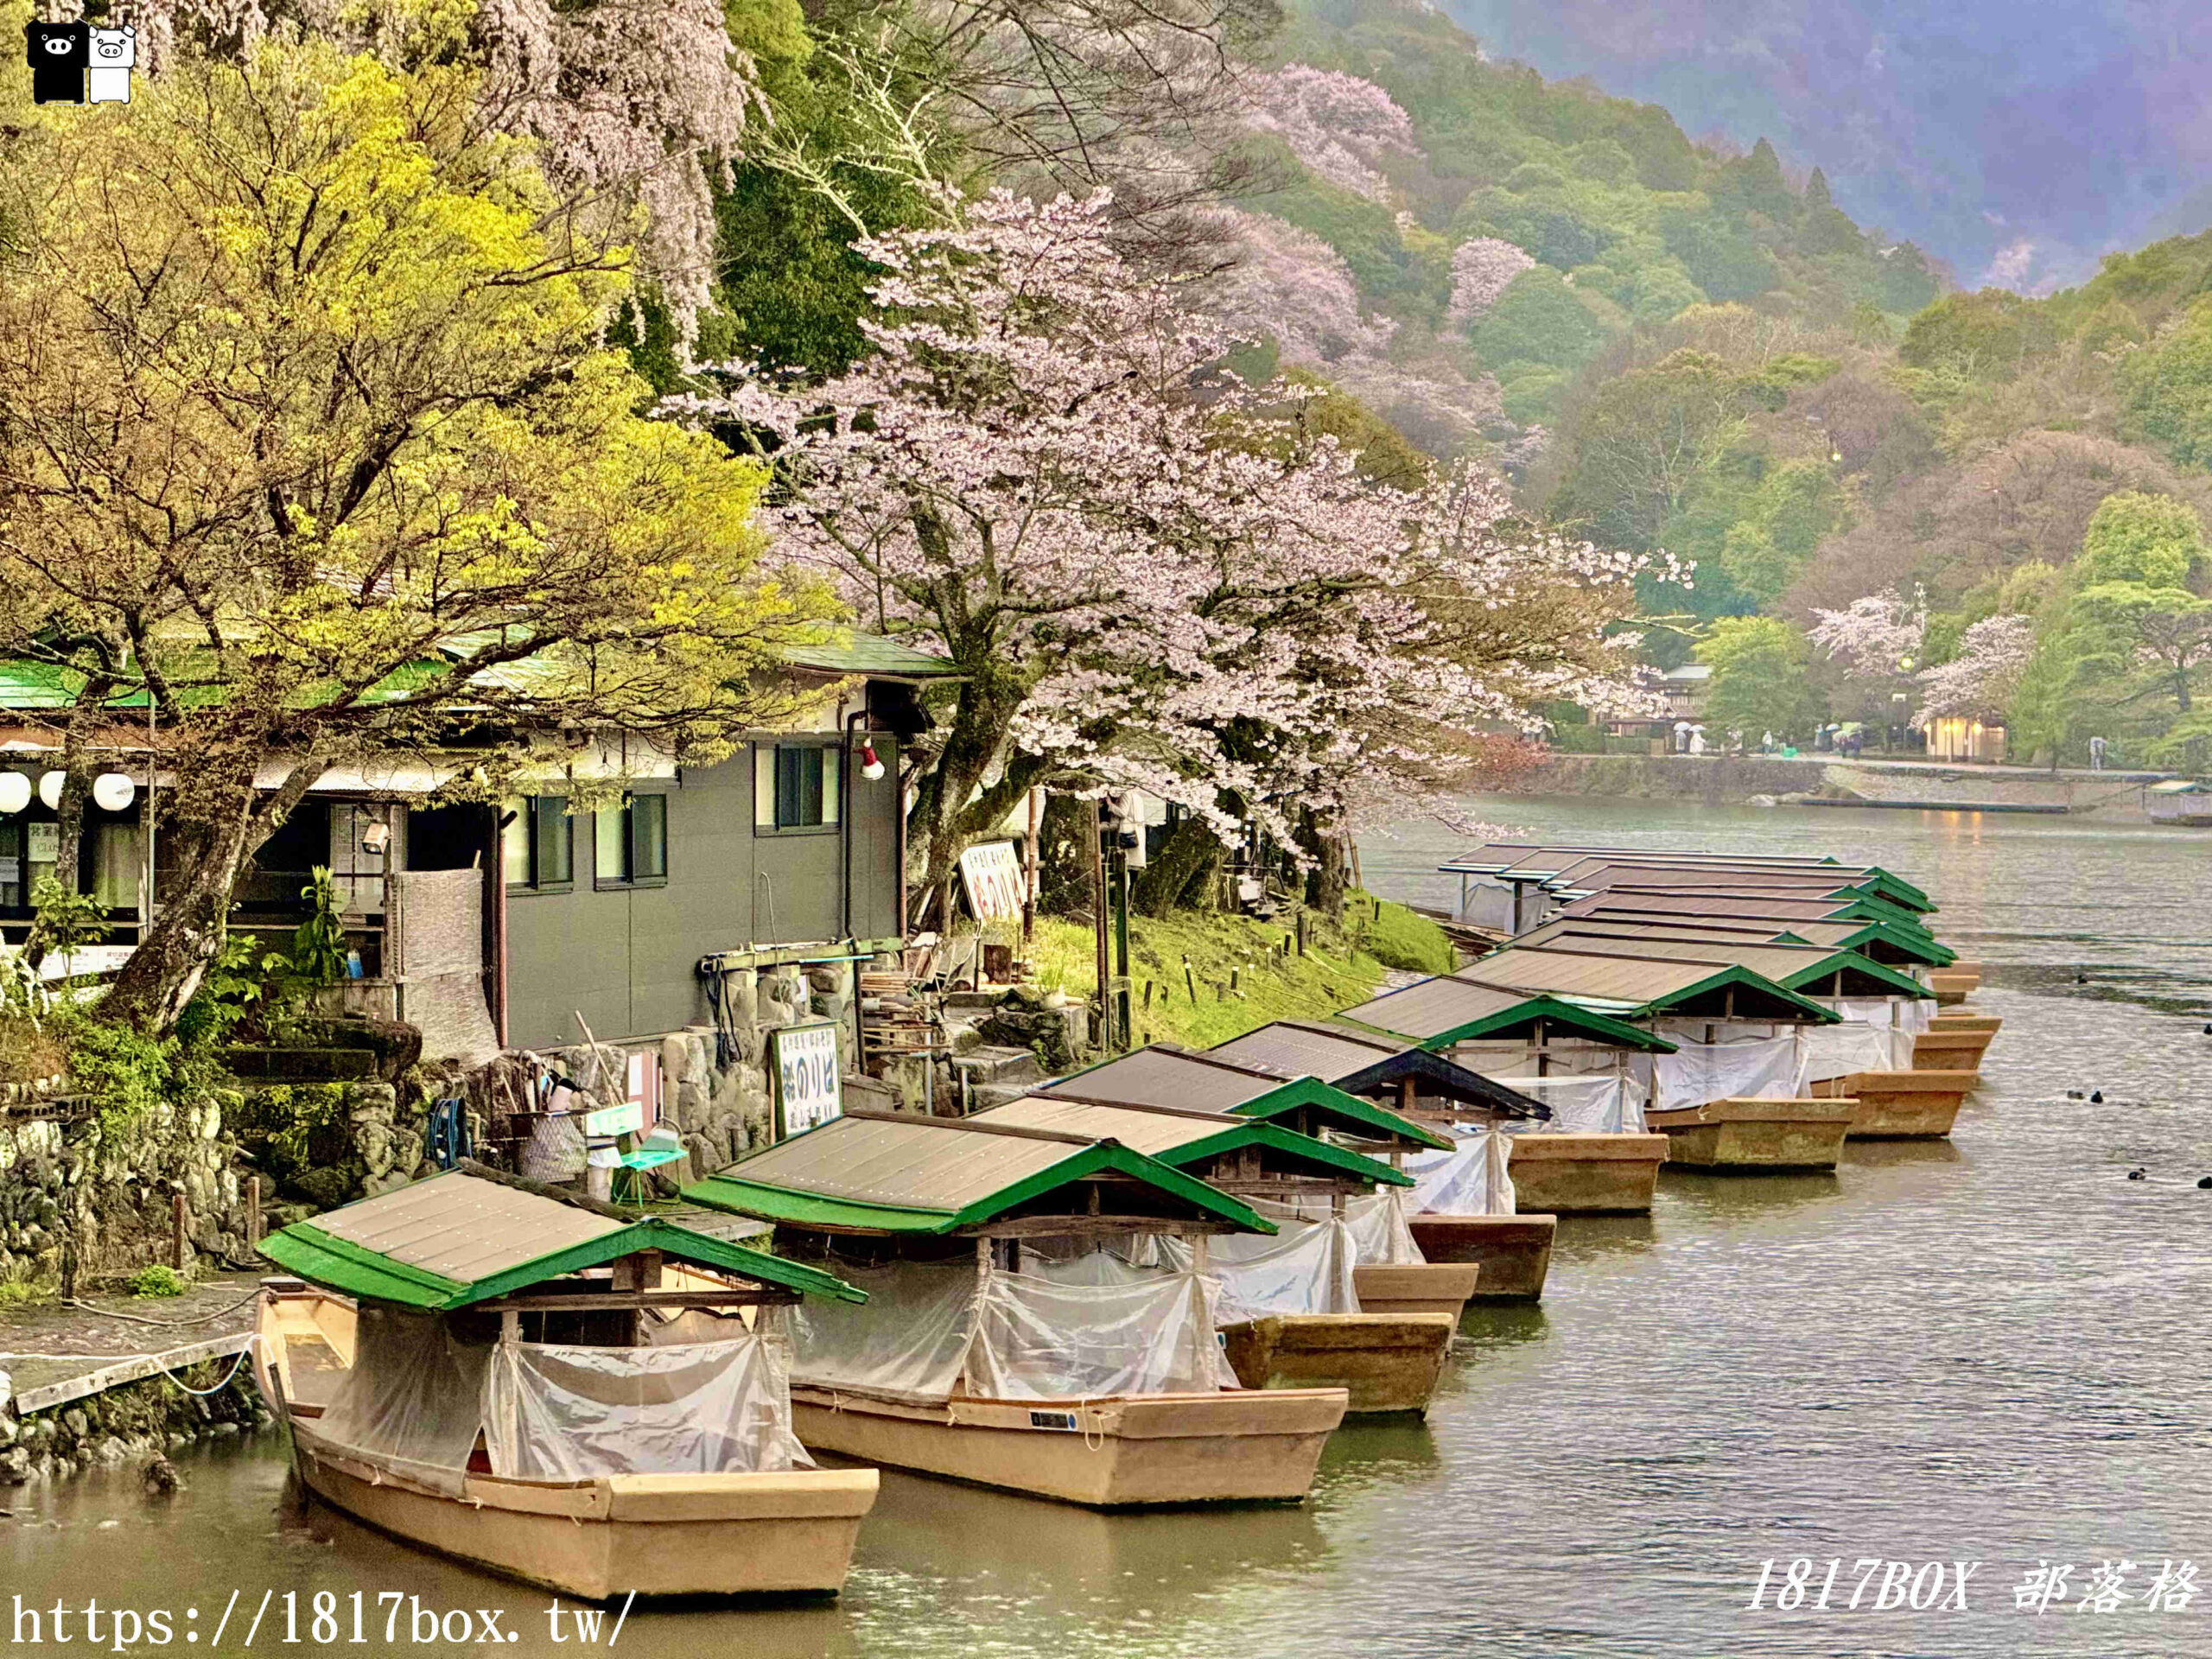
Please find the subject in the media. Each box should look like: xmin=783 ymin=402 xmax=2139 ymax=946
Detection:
xmin=1033 ymin=793 xmax=1099 ymax=918
xmin=104 ymin=753 xmax=327 ymax=1033
xmin=1294 ymin=810 xmax=1348 ymax=922
xmin=1132 ymin=816 xmax=1224 ymax=918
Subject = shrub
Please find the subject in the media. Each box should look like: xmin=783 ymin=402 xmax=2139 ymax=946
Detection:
xmin=127 ymin=1265 xmax=186 ymax=1298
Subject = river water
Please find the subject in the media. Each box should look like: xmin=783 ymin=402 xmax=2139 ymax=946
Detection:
xmin=6 ymin=800 xmax=2210 ymax=1657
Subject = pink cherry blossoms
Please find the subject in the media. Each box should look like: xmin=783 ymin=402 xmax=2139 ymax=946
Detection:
xmin=1808 ymin=588 xmax=1926 ymax=678
xmin=1912 ymin=614 xmax=2037 ymax=727
xmin=670 ymin=190 xmax=1651 ymax=889
xmin=1202 ymin=209 xmax=1398 ymax=365
xmin=1446 ymin=238 xmax=1538 ymax=333
xmin=1241 ymin=65 xmax=1421 ymax=203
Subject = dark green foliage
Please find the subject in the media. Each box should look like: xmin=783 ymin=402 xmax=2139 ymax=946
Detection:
xmin=1898 ymin=290 xmax=2060 ymax=381
xmin=1469 ymin=268 xmax=1609 ymax=375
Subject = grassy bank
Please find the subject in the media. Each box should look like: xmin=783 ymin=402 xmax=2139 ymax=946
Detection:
xmin=1019 ymin=893 xmax=1453 ymax=1051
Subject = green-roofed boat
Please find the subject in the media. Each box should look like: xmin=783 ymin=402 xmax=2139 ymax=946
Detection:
xmin=684 ymin=1111 xmax=1349 ymax=1508
xmin=253 ymin=1165 xmax=879 ymax=1601
xmin=976 ymin=1082 xmax=1464 ymax=1415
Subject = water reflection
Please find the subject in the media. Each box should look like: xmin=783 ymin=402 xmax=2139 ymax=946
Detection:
xmin=7 ymin=803 xmax=2211 ymax=1657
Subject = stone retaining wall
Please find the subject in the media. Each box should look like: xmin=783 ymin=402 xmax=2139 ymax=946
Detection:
xmin=0 ymin=1357 xmax=265 ymax=1486
xmin=0 ymin=1096 xmax=254 ymax=1291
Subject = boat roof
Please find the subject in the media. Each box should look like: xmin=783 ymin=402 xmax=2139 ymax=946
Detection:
xmin=1452 ymin=948 xmax=1841 ymax=1023
xmin=259 ymin=1166 xmax=866 ymax=1309
xmin=1035 ymin=1045 xmax=1454 ymax=1151
xmin=1445 ymin=844 xmax=1931 ymax=906
xmin=1515 ymin=914 xmax=1952 ymax=969
xmin=1491 ymin=930 xmax=1932 ymax=1001
xmin=1552 ymin=885 xmax=1933 ymax=931
xmin=969 ymin=1096 xmax=1412 ymax=1187
xmin=1332 ymin=976 xmax=1680 ymax=1052
xmin=1205 ymin=1020 xmax=1552 ymax=1119
xmin=683 ymin=1110 xmax=1270 ymax=1236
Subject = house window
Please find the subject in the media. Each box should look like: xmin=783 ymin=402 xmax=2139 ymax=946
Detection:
xmin=502 ymin=796 xmax=573 ymax=893
xmin=594 ymin=793 xmax=668 ymax=888
xmin=753 ymin=743 xmax=840 ymax=835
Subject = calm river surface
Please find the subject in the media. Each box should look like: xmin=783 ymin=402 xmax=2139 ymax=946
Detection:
xmin=7 ymin=800 xmax=2211 ymax=1657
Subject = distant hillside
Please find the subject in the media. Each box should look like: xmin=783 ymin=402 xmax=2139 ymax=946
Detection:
xmin=1206 ymin=0 xmax=1941 ymax=469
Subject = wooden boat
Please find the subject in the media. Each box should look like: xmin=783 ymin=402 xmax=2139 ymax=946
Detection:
xmin=1912 ymin=1014 xmax=1999 ymax=1071
xmin=788 ymin=1382 xmax=1344 ymax=1507
xmin=1403 ymin=1214 xmax=1556 ymax=1300
xmin=1219 ymin=1313 xmax=1455 ymax=1415
xmin=993 ymin=1055 xmax=1478 ymax=1412
xmin=254 ymin=1167 xmax=879 ymax=1600
xmin=1507 ymin=1132 xmax=1669 ymax=1214
xmin=1645 ymin=1097 xmax=1855 ymax=1172
xmin=1808 ymin=1070 xmax=1980 ymax=1138
xmin=1928 ymin=970 xmax=1977 ymax=1006
xmin=685 ymin=1111 xmax=1351 ymax=1507
xmin=1351 ymin=1261 xmax=1483 ymax=1317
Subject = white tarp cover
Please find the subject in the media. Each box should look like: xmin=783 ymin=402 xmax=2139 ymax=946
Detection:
xmin=311 ymin=1307 xmax=490 ymax=1495
xmin=783 ymin=1256 xmax=1236 ymax=1401
xmin=1493 ymin=1073 xmax=1648 ymax=1132
xmin=1452 ymin=1044 xmax=1622 ymax=1079
xmin=481 ymin=1333 xmax=811 ymax=1481
xmin=1638 ymin=1033 xmax=1800 ymax=1109
xmin=1248 ymin=1192 xmax=1426 ymax=1266
xmin=1794 ymin=1018 xmax=1899 ymax=1084
xmin=1402 ymin=1127 xmax=1516 ymax=1217
xmin=1158 ymin=1217 xmax=1360 ymax=1323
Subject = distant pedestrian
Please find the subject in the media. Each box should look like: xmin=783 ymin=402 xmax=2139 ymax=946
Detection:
xmin=1761 ymin=730 xmax=1774 ymax=754
xmin=2090 ymin=734 xmax=2107 ymax=772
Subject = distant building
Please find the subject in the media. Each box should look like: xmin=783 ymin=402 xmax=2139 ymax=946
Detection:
xmin=1922 ymin=716 xmax=2005 ymax=764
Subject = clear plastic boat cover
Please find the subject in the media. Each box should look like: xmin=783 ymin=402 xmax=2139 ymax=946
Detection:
xmin=311 ymin=1306 xmax=810 ymax=1486
xmin=481 ymin=1333 xmax=811 ymax=1481
xmin=1491 ymin=1073 xmax=1648 ymax=1132
xmin=1158 ymin=1216 xmax=1360 ymax=1324
xmin=1401 ymin=1127 xmax=1517 ymax=1217
xmin=780 ymin=1256 xmax=1236 ymax=1401
xmin=312 ymin=1308 xmax=490 ymax=1495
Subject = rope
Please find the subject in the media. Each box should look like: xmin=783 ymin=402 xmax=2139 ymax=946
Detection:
xmin=66 ymin=1288 xmax=264 ymax=1328
xmin=147 ymin=1338 xmax=257 ymax=1397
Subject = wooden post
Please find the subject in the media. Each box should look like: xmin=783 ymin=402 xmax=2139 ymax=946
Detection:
xmin=1185 ymin=958 xmax=1198 ymax=1002
xmin=170 ymin=1192 xmax=188 ymax=1272
xmin=1023 ymin=789 xmax=1040 ymax=947
xmin=1399 ymin=1077 xmax=1417 ymax=1115
xmin=1088 ymin=804 xmax=1111 ymax=1052
xmin=245 ymin=1177 xmax=261 ymax=1249
xmin=1296 ymin=912 xmax=1308 ymax=957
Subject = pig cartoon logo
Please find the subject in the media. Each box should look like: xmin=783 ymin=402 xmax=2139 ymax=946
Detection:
xmin=24 ymin=18 xmax=88 ymax=105
xmin=87 ymin=24 xmax=131 ymax=103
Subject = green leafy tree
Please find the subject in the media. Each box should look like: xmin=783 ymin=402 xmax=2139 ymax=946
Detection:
xmin=0 ymin=42 xmax=822 ymax=1032
xmin=2120 ymin=297 xmax=2212 ymax=467
xmin=1695 ymin=617 xmax=1826 ymax=741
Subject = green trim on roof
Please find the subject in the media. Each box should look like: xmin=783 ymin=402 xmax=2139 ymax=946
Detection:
xmin=259 ymin=1210 xmax=866 ymax=1307
xmin=260 ymin=1224 xmax=470 ymax=1310
xmin=778 ymin=633 xmax=959 ymax=679
xmin=1336 ymin=995 xmax=1680 ymax=1055
xmin=1769 ymin=949 xmax=1936 ymax=1001
xmin=1613 ymin=963 xmax=1840 ymax=1024
xmin=684 ymin=1140 xmax=1275 ymax=1237
xmin=1226 ymin=1075 xmax=1454 ymax=1153
xmin=1148 ymin=1120 xmax=1414 ymax=1186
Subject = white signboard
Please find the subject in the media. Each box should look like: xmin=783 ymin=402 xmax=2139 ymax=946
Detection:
xmin=772 ymin=1022 xmax=842 ymax=1136
xmin=959 ymin=839 xmax=1027 ymax=921
xmin=26 ymin=823 xmax=57 ymax=864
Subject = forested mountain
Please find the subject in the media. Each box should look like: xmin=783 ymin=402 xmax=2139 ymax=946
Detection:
xmin=1215 ymin=0 xmax=2212 ymax=767
xmin=1195 ymin=0 xmax=1938 ymax=470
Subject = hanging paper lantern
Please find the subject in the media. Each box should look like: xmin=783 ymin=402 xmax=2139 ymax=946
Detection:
xmin=36 ymin=772 xmax=63 ymax=810
xmin=0 ymin=774 xmax=28 ymax=815
xmin=92 ymin=772 xmax=137 ymax=812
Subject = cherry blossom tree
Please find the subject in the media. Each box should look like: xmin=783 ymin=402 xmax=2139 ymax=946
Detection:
xmin=1446 ymin=238 xmax=1537 ymax=333
xmin=1240 ymin=65 xmax=1421 ymax=204
xmin=1808 ymin=588 xmax=1926 ymax=678
xmin=131 ymin=0 xmax=759 ymax=327
xmin=1202 ymin=209 xmax=1397 ymax=365
xmin=1913 ymin=614 xmax=2037 ymax=727
xmin=673 ymin=190 xmax=1652 ymax=918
